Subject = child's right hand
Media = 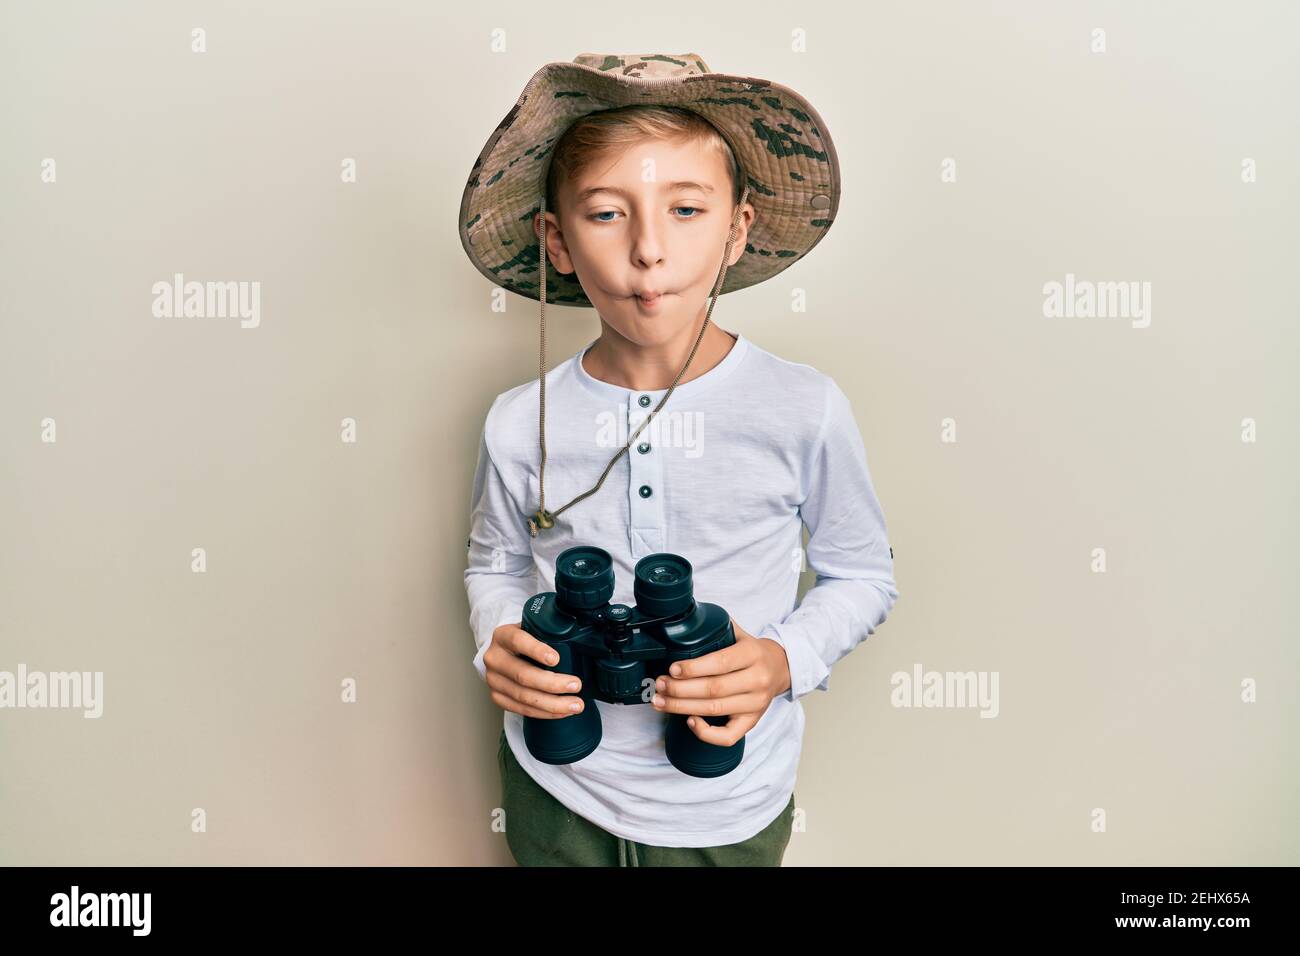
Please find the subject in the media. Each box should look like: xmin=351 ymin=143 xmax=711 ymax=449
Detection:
xmin=483 ymin=622 xmax=586 ymax=719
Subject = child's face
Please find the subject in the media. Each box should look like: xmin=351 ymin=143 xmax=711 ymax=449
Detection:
xmin=539 ymin=137 xmax=754 ymax=348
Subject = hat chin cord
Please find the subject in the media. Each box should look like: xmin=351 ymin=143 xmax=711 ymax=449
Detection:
xmin=527 ymin=182 xmax=750 ymax=538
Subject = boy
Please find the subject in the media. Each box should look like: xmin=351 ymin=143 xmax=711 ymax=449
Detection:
xmin=460 ymin=53 xmax=898 ymax=866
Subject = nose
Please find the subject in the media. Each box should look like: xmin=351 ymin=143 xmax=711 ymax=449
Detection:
xmin=629 ymin=212 xmax=665 ymax=270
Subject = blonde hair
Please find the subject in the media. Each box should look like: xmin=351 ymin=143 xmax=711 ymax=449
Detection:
xmin=545 ymin=105 xmax=744 ymax=217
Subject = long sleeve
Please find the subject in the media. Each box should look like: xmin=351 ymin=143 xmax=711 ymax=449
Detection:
xmin=464 ymin=413 xmax=539 ymax=682
xmin=757 ymin=379 xmax=899 ymax=702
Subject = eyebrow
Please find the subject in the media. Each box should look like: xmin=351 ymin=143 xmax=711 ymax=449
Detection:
xmin=574 ymin=181 xmax=715 ymax=203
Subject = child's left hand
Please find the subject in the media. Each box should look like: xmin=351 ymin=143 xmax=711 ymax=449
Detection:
xmin=650 ymin=618 xmax=792 ymax=746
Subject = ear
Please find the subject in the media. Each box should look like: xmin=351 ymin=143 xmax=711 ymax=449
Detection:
xmin=534 ymin=210 xmax=575 ymax=275
xmin=725 ymin=202 xmax=755 ymax=267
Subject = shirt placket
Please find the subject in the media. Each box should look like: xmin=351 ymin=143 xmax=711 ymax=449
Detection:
xmin=627 ymin=391 xmax=666 ymax=558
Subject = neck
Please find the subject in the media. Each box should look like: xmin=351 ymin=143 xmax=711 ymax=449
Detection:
xmin=583 ymin=310 xmax=738 ymax=392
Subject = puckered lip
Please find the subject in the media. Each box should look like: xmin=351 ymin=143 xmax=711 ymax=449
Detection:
xmin=632 ymin=290 xmax=667 ymax=299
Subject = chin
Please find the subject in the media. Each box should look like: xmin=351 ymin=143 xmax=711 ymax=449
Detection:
xmin=635 ymin=321 xmax=698 ymax=345
xmin=597 ymin=293 xmax=705 ymax=342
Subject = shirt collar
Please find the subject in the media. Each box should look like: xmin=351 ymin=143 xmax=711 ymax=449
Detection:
xmin=572 ymin=329 xmax=751 ymax=403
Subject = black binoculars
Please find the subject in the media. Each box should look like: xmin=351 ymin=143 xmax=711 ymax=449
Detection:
xmin=518 ymin=546 xmax=746 ymax=778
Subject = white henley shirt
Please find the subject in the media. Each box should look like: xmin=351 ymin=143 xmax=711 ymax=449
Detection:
xmin=464 ymin=329 xmax=899 ymax=848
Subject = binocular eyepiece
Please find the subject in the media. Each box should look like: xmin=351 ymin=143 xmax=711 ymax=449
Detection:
xmin=555 ymin=546 xmax=694 ymax=617
xmin=518 ymin=546 xmax=746 ymax=778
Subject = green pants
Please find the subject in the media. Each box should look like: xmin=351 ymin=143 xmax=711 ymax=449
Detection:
xmin=498 ymin=729 xmax=795 ymax=866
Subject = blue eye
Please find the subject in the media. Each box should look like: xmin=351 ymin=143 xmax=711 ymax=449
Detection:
xmin=587 ymin=207 xmax=704 ymax=223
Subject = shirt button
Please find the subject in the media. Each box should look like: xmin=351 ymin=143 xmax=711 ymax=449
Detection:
xmin=638 ymin=485 xmax=653 ymax=498
xmin=637 ymin=442 xmax=651 ymax=454
xmin=638 ymin=395 xmax=652 ymax=407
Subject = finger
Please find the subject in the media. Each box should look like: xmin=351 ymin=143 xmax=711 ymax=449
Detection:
xmin=651 ymin=690 xmax=770 ymax=718
xmin=655 ymin=670 xmax=752 ymax=700
xmin=490 ymin=688 xmax=573 ymax=720
xmin=510 ymin=656 xmax=583 ymax=696
xmin=504 ymin=627 xmax=561 ymax=668
xmin=670 ymin=634 xmax=759 ymax=681
xmin=686 ymin=710 xmax=760 ymax=746
xmin=488 ymin=671 xmax=586 ymax=718
xmin=665 ymin=647 xmax=748 ymax=686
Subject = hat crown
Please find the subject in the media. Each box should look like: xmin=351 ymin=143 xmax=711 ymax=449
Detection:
xmin=571 ymin=53 xmax=712 ymax=79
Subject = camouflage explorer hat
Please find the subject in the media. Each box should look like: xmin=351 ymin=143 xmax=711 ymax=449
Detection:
xmin=458 ymin=52 xmax=841 ymax=537
xmin=459 ymin=51 xmax=841 ymax=306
